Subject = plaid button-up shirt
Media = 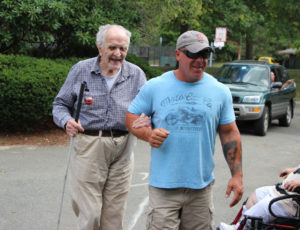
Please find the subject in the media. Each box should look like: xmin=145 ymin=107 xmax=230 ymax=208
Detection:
xmin=52 ymin=56 xmax=146 ymax=131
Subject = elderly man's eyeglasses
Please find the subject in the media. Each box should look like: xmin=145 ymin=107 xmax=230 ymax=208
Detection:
xmin=179 ymin=49 xmax=210 ymax=59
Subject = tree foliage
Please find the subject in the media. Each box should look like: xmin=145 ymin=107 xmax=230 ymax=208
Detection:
xmin=266 ymin=0 xmax=300 ymax=49
xmin=0 ymin=0 xmax=142 ymax=57
xmin=136 ymin=0 xmax=299 ymax=60
xmin=135 ymin=0 xmax=211 ymax=46
xmin=0 ymin=0 xmax=299 ymax=60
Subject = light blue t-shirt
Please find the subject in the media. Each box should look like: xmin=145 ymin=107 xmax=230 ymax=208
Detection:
xmin=128 ymin=71 xmax=235 ymax=189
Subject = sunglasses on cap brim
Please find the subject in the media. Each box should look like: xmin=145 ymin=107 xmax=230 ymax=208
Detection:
xmin=179 ymin=48 xmax=211 ymax=59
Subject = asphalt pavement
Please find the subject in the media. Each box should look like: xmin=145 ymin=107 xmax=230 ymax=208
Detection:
xmin=1 ymin=103 xmax=299 ymax=230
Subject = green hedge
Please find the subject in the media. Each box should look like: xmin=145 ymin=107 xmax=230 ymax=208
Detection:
xmin=0 ymin=54 xmax=71 ymax=131
xmin=126 ymin=53 xmax=163 ymax=79
xmin=0 ymin=54 xmax=162 ymax=131
xmin=2 ymin=53 xmax=295 ymax=132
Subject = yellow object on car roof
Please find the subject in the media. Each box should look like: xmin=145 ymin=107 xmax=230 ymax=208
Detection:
xmin=258 ymin=56 xmax=280 ymax=65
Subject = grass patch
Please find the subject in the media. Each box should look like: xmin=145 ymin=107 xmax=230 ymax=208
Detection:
xmin=288 ymin=69 xmax=300 ymax=101
xmin=0 ymin=137 xmax=7 ymax=145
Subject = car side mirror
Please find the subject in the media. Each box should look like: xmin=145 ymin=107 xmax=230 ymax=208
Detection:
xmin=271 ymin=82 xmax=282 ymax=89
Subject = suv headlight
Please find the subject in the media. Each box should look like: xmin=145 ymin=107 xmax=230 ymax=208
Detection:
xmin=243 ymin=96 xmax=261 ymax=103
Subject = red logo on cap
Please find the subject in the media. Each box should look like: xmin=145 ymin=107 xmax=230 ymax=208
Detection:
xmin=198 ymin=34 xmax=205 ymax=41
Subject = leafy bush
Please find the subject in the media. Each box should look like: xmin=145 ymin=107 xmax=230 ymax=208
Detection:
xmin=126 ymin=53 xmax=163 ymax=79
xmin=0 ymin=54 xmax=72 ymax=131
xmin=0 ymin=54 xmax=163 ymax=131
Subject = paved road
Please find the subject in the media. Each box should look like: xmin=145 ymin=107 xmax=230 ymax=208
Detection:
xmin=1 ymin=103 xmax=299 ymax=230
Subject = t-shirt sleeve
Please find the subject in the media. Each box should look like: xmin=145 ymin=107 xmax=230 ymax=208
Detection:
xmin=219 ymin=87 xmax=235 ymax=125
xmin=128 ymin=82 xmax=152 ymax=116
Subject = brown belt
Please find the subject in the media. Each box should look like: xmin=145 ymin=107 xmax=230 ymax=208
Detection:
xmin=81 ymin=129 xmax=128 ymax=137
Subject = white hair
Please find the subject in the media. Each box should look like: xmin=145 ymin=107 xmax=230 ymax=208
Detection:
xmin=95 ymin=24 xmax=131 ymax=48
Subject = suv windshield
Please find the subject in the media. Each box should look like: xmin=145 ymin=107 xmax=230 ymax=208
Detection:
xmin=215 ymin=64 xmax=269 ymax=87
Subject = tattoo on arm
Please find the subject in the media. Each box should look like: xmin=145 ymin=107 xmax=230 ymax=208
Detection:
xmin=223 ymin=141 xmax=242 ymax=175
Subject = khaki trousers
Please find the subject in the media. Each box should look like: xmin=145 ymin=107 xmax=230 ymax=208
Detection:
xmin=69 ymin=132 xmax=136 ymax=230
xmin=147 ymin=182 xmax=215 ymax=230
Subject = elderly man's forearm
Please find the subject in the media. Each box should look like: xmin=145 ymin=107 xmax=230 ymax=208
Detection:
xmin=125 ymin=112 xmax=152 ymax=142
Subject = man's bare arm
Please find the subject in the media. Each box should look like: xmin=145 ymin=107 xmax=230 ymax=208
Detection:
xmin=219 ymin=122 xmax=243 ymax=207
xmin=126 ymin=112 xmax=170 ymax=148
xmin=126 ymin=112 xmax=152 ymax=142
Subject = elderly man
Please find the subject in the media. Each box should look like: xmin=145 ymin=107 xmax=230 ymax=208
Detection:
xmin=126 ymin=30 xmax=243 ymax=230
xmin=53 ymin=24 xmax=146 ymax=230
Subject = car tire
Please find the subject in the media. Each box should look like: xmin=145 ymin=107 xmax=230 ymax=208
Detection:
xmin=254 ymin=106 xmax=269 ymax=136
xmin=278 ymin=102 xmax=293 ymax=127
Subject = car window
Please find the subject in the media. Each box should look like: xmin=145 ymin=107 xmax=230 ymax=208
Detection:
xmin=271 ymin=68 xmax=280 ymax=82
xmin=272 ymin=67 xmax=290 ymax=84
xmin=215 ymin=64 xmax=269 ymax=86
xmin=243 ymin=67 xmax=268 ymax=85
xmin=214 ymin=65 xmax=247 ymax=83
xmin=281 ymin=69 xmax=289 ymax=82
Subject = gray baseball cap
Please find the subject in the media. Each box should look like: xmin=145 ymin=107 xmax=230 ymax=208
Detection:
xmin=176 ymin=30 xmax=213 ymax=53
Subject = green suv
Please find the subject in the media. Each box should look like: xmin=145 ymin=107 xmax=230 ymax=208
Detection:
xmin=214 ymin=61 xmax=296 ymax=136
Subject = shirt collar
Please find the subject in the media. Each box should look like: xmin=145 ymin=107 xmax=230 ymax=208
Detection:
xmin=91 ymin=55 xmax=102 ymax=75
xmin=91 ymin=55 xmax=131 ymax=81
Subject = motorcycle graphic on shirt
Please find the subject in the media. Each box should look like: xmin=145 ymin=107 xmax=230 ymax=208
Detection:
xmin=157 ymin=92 xmax=212 ymax=133
xmin=165 ymin=107 xmax=204 ymax=126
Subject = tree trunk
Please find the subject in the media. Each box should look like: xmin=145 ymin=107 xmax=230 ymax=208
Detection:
xmin=245 ymin=37 xmax=253 ymax=59
xmin=180 ymin=23 xmax=188 ymax=35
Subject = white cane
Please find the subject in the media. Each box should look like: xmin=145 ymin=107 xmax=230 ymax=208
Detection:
xmin=56 ymin=81 xmax=87 ymax=230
